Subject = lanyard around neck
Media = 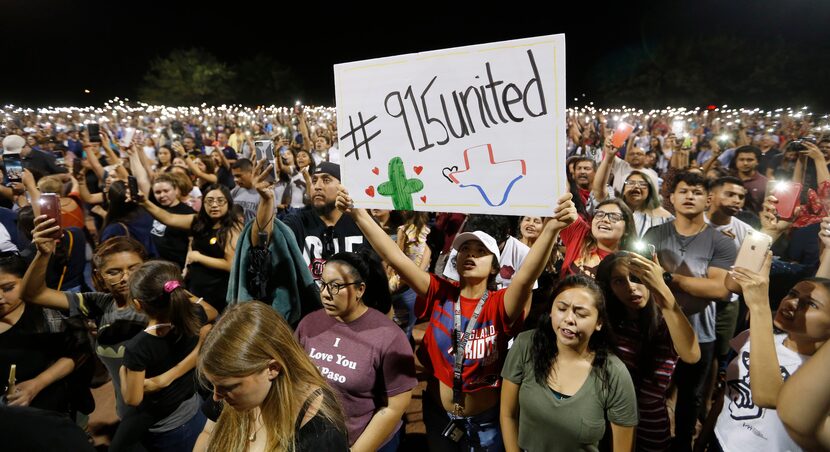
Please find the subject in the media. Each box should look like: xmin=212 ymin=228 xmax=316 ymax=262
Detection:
xmin=452 ymin=291 xmax=489 ymax=405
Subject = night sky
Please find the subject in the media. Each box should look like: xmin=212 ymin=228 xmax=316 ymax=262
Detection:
xmin=5 ymin=0 xmax=830 ymax=108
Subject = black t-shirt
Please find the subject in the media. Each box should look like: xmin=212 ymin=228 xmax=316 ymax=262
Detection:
xmin=122 ymin=306 xmax=206 ymax=418
xmin=0 ymin=305 xmax=75 ymax=413
xmin=187 ymin=227 xmax=230 ymax=312
xmin=216 ymin=166 xmax=235 ymax=190
xmin=202 ymin=389 xmax=348 ymax=452
xmin=282 ymin=209 xmax=367 ymax=280
xmin=150 ymin=202 xmax=195 ymax=269
xmin=0 ymin=405 xmax=95 ymax=452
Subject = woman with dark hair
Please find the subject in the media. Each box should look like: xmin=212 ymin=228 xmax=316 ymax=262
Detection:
xmin=98 ymin=180 xmax=158 ymax=257
xmin=112 ymin=261 xmax=209 ymax=452
xmin=592 ymin=169 xmax=674 ymax=238
xmin=141 ymin=183 xmax=241 ymax=316
xmin=500 ymin=275 xmax=638 ymax=452
xmin=0 ymin=251 xmax=87 ymax=415
xmin=709 ymin=253 xmax=830 ymax=451
xmin=596 ymin=252 xmax=700 ymax=451
xmin=558 ymin=197 xmax=636 ymax=278
xmin=336 ymin=185 xmax=577 ymax=451
xmin=23 ymin=221 xmax=150 ymax=419
xmin=295 ymin=250 xmax=417 ymax=451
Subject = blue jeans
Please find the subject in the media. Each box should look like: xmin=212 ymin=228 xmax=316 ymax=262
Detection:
xmin=423 ymin=394 xmax=504 ymax=452
xmin=392 ymin=288 xmax=417 ymax=344
xmin=377 ymin=426 xmax=402 ymax=452
xmin=144 ymin=410 xmax=206 ymax=452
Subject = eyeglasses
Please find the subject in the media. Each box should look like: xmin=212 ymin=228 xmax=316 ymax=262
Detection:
xmin=204 ymin=197 xmax=228 ymax=206
xmin=102 ymin=263 xmax=142 ymax=282
xmin=593 ymin=210 xmax=624 ymax=223
xmin=624 ymin=180 xmax=649 ymax=188
xmin=319 ymin=280 xmax=363 ymax=296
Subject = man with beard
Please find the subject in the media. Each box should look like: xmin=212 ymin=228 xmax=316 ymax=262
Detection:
xmin=281 ymin=162 xmax=366 ymax=280
xmin=609 ymin=144 xmax=659 ymax=196
xmin=571 ymin=156 xmax=596 ymax=207
xmin=731 ymin=146 xmax=767 ymax=212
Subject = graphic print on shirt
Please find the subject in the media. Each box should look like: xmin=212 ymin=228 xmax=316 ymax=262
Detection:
xmin=727 ymin=351 xmax=791 ymax=421
xmin=437 ymin=308 xmax=501 ymax=388
xmin=150 ymin=219 xmax=167 ymax=237
xmin=303 ymin=235 xmax=364 ymax=279
xmin=308 ymin=339 xmax=357 ymax=384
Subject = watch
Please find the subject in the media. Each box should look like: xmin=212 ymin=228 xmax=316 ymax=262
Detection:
xmin=662 ymin=271 xmax=674 ymax=286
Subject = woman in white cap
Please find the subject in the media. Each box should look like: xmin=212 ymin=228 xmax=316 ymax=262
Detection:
xmin=335 ymin=185 xmax=577 ymax=451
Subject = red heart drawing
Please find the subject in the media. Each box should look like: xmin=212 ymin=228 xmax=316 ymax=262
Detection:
xmin=365 ymin=186 xmax=375 ymax=197
xmin=371 ymin=167 xmax=379 ymax=175
xmin=420 ymin=195 xmax=427 ymax=203
xmin=413 ymin=166 xmax=423 ymax=175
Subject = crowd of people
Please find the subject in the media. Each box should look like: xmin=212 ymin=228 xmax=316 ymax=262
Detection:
xmin=1 ymin=100 xmax=829 ymax=452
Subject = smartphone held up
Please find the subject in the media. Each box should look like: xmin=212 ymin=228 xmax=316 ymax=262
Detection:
xmin=39 ymin=193 xmax=63 ymax=240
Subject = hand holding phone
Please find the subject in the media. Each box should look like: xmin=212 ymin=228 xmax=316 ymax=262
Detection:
xmin=127 ymin=176 xmax=143 ymax=203
xmin=734 ymin=231 xmax=773 ymax=273
xmin=611 ymin=123 xmax=634 ymax=148
xmin=767 ymin=180 xmax=802 ymax=220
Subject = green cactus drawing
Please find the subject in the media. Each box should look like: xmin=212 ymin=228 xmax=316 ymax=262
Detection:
xmin=377 ymin=157 xmax=424 ymax=210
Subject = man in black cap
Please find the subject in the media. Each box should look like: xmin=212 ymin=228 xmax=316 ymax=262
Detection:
xmin=281 ymin=162 xmax=367 ymax=280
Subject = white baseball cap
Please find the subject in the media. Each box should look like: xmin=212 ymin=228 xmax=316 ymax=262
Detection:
xmin=451 ymin=231 xmax=501 ymax=262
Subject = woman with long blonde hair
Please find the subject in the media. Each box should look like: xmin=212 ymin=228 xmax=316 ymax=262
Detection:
xmin=195 ymin=302 xmax=348 ymax=452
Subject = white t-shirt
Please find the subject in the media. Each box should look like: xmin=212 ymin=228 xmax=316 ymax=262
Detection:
xmin=705 ymin=215 xmax=756 ymax=250
xmin=706 ymin=215 xmax=755 ymax=303
xmin=714 ymin=330 xmax=806 ymax=452
xmin=442 ymin=236 xmax=536 ymax=289
xmin=611 ymin=158 xmax=660 ymax=196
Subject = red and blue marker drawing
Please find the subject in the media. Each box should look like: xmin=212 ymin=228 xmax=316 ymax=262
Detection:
xmin=447 ymin=144 xmax=527 ymax=206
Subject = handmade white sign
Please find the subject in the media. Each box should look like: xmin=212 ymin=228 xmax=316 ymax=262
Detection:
xmin=334 ymin=34 xmax=566 ymax=216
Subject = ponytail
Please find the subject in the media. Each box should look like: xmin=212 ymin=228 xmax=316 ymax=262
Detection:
xmin=129 ymin=261 xmax=202 ymax=338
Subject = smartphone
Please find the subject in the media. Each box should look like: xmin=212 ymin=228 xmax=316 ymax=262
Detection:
xmin=127 ymin=175 xmax=143 ymax=203
xmin=120 ymin=127 xmax=136 ymax=147
xmin=254 ymin=140 xmax=274 ymax=162
xmin=734 ymin=231 xmax=772 ymax=273
xmin=52 ymin=150 xmax=65 ymax=166
xmin=72 ymin=158 xmax=81 ymax=176
xmin=769 ymin=181 xmax=803 ymax=219
xmin=611 ymin=122 xmax=634 ymax=148
xmin=88 ymin=123 xmax=101 ymax=143
xmin=631 ymin=241 xmax=656 ymax=259
xmin=3 ymin=154 xmax=22 ymax=183
xmin=39 ymin=193 xmax=63 ymax=240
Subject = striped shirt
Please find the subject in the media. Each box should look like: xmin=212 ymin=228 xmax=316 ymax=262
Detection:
xmin=614 ymin=318 xmax=679 ymax=452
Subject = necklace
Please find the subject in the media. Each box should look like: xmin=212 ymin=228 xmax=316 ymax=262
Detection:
xmin=248 ymin=410 xmax=263 ymax=442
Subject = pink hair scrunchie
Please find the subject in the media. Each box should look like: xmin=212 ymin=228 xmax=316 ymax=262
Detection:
xmin=163 ymin=280 xmax=182 ymax=294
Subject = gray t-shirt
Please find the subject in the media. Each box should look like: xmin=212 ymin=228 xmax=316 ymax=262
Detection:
xmin=66 ymin=292 xmax=148 ymax=417
xmin=643 ymin=223 xmax=737 ymax=343
xmin=230 ymin=185 xmax=260 ymax=224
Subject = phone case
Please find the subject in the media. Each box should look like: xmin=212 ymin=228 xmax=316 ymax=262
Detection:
xmin=774 ymin=182 xmax=803 ymax=219
xmin=39 ymin=193 xmax=63 ymax=240
xmin=612 ymin=123 xmax=634 ymax=148
xmin=734 ymin=232 xmax=772 ymax=273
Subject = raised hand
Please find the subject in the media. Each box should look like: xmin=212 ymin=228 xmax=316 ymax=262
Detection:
xmin=545 ymin=192 xmax=577 ymax=232
xmin=31 ymin=215 xmax=60 ymax=255
xmin=251 ymin=160 xmax=275 ymax=199
xmin=730 ymin=251 xmax=773 ymax=307
xmin=335 ymin=184 xmax=354 ymax=214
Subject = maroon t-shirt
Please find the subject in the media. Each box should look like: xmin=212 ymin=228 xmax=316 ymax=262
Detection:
xmin=295 ymin=308 xmax=417 ymax=446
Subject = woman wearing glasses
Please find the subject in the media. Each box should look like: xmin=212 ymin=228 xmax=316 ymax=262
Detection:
xmin=142 ymin=184 xmax=241 ymax=315
xmin=592 ymin=136 xmax=673 ymax=238
xmin=558 ymin=198 xmax=636 ymax=279
xmin=294 ymin=250 xmax=417 ymax=452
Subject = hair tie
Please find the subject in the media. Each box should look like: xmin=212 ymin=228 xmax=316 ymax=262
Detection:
xmin=163 ymin=280 xmax=182 ymax=293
